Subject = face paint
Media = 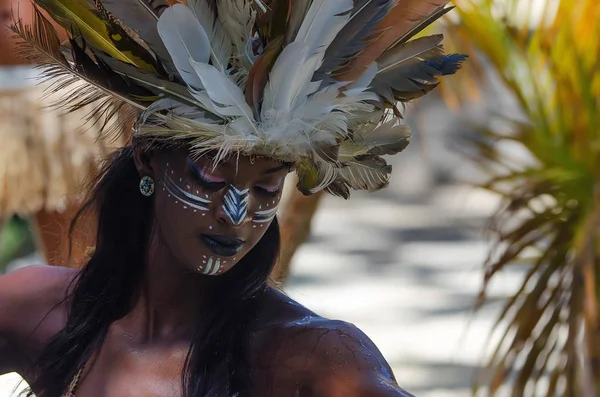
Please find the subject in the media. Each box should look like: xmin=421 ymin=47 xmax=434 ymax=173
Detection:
xmin=253 ymin=206 xmax=278 ymax=224
xmin=223 ymin=186 xmax=250 ymax=226
xmin=163 ymin=169 xmax=212 ymax=211
xmin=199 ymin=257 xmax=222 ymax=276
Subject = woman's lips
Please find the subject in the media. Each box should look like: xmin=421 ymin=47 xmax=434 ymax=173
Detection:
xmin=199 ymin=234 xmax=243 ymax=257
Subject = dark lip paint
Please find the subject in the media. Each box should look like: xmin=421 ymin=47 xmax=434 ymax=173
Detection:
xmin=199 ymin=234 xmax=243 ymax=257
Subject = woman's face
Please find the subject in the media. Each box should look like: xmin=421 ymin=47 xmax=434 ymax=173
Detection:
xmin=145 ymin=149 xmax=290 ymax=276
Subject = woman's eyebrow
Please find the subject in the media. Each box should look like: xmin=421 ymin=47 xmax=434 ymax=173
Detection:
xmin=262 ymin=164 xmax=290 ymax=175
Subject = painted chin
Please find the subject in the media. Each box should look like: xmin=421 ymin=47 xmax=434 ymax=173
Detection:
xmin=196 ymin=255 xmax=238 ymax=276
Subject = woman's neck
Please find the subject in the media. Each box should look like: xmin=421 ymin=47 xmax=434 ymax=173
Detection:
xmin=121 ymin=242 xmax=214 ymax=344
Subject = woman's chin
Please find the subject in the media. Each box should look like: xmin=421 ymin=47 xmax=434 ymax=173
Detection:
xmin=192 ymin=255 xmax=234 ymax=276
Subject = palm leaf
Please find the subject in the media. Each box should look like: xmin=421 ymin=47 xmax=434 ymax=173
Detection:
xmin=446 ymin=0 xmax=600 ymax=395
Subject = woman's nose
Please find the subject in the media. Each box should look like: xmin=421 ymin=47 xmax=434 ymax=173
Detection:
xmin=215 ymin=185 xmax=252 ymax=227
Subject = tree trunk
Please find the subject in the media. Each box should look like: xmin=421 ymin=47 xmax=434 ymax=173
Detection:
xmin=271 ymin=174 xmax=324 ymax=285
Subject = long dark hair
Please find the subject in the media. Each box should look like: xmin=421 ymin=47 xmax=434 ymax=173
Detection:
xmin=27 ymin=144 xmax=281 ymax=397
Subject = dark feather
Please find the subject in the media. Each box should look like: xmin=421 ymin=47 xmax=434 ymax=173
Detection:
xmin=245 ymin=36 xmax=284 ymax=118
xmin=371 ymin=36 xmax=467 ymax=105
xmin=97 ymin=0 xmax=177 ymax=77
xmin=285 ymin=0 xmax=311 ymax=43
xmin=316 ymin=0 xmax=394 ymax=78
xmin=268 ymin=0 xmax=292 ymax=40
xmin=34 ymin=0 xmax=160 ymax=73
xmin=10 ymin=7 xmax=150 ymax=139
xmin=96 ymin=51 xmax=218 ymax=113
xmin=336 ymin=0 xmax=450 ymax=82
xmin=386 ymin=5 xmax=454 ymax=50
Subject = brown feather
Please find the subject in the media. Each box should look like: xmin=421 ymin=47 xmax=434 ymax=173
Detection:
xmin=245 ymin=36 xmax=284 ymax=117
xmin=336 ymin=0 xmax=449 ymax=82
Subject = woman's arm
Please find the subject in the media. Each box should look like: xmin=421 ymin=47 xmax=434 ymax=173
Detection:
xmin=0 ymin=265 xmax=72 ymax=375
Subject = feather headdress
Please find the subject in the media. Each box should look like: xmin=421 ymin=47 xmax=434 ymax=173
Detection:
xmin=11 ymin=0 xmax=466 ymax=199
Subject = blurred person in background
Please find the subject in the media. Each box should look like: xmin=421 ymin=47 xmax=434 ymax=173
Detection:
xmin=0 ymin=0 xmax=465 ymax=396
xmin=0 ymin=0 xmax=126 ymax=269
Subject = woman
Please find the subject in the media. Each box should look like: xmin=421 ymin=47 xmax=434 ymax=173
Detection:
xmin=0 ymin=0 xmax=465 ymax=395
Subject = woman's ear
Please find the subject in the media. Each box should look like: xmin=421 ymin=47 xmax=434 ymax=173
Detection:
xmin=132 ymin=145 xmax=156 ymax=177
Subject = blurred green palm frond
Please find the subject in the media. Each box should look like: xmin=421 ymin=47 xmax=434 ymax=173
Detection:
xmin=443 ymin=0 xmax=600 ymax=395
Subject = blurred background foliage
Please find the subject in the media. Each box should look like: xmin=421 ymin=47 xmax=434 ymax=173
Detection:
xmin=444 ymin=0 xmax=600 ymax=395
xmin=0 ymin=216 xmax=35 ymax=272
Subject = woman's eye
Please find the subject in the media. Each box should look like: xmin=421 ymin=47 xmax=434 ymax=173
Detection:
xmin=191 ymin=170 xmax=226 ymax=192
xmin=255 ymin=185 xmax=282 ymax=197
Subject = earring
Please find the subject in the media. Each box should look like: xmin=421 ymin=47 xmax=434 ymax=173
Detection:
xmin=139 ymin=176 xmax=155 ymax=197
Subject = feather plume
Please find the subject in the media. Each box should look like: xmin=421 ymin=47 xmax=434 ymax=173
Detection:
xmin=98 ymin=0 xmax=177 ymax=75
xmin=15 ymin=0 xmax=466 ymax=200
xmin=10 ymin=6 xmax=150 ymax=138
xmin=336 ymin=0 xmax=450 ymax=82
xmin=35 ymin=0 xmax=160 ymax=72
xmin=316 ymin=0 xmax=394 ymax=78
xmin=186 ymin=0 xmax=232 ymax=72
xmin=157 ymin=3 xmax=210 ymax=89
xmin=371 ymin=38 xmax=467 ymax=104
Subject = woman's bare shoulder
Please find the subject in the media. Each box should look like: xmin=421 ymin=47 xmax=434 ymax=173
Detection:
xmin=252 ymin=289 xmax=413 ymax=396
xmin=0 ymin=265 xmax=76 ymax=339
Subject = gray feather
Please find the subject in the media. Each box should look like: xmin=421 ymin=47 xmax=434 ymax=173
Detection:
xmin=371 ymin=35 xmax=445 ymax=103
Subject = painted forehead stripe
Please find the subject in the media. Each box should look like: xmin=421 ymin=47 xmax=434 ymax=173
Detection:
xmin=163 ymin=172 xmax=211 ymax=211
xmin=223 ymin=186 xmax=249 ymax=226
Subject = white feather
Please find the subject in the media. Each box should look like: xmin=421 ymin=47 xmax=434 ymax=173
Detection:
xmin=262 ymin=42 xmax=308 ymax=114
xmin=190 ymin=61 xmax=256 ymax=123
xmin=295 ymin=0 xmax=353 ymax=59
xmin=262 ymin=0 xmax=353 ymax=122
xmin=157 ymin=4 xmax=211 ymax=89
xmin=186 ymin=0 xmax=233 ymax=72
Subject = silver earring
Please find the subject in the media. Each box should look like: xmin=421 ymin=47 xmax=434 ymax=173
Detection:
xmin=139 ymin=176 xmax=155 ymax=196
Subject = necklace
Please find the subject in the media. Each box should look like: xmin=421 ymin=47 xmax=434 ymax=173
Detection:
xmin=61 ymin=364 xmax=85 ymax=397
